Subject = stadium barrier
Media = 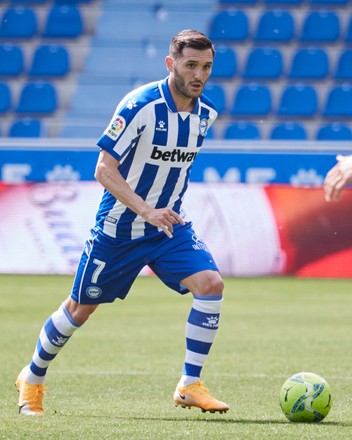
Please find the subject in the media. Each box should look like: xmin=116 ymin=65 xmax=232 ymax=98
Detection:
xmin=0 ymin=138 xmax=345 ymax=184
xmin=0 ymin=139 xmax=350 ymax=277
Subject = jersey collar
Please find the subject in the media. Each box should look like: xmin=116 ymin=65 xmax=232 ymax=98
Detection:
xmin=160 ymin=77 xmax=200 ymax=115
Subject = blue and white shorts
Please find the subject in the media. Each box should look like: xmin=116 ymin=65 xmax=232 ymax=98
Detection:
xmin=71 ymin=222 xmax=219 ymax=304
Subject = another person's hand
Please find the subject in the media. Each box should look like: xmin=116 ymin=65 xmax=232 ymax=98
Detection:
xmin=324 ymin=155 xmax=352 ymax=201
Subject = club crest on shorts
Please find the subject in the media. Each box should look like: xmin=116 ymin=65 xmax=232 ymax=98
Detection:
xmin=199 ymin=118 xmax=208 ymax=137
xmin=86 ymin=286 xmax=102 ymax=299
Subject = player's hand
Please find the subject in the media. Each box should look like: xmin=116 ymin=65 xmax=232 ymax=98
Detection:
xmin=324 ymin=155 xmax=352 ymax=201
xmin=142 ymin=207 xmax=185 ymax=238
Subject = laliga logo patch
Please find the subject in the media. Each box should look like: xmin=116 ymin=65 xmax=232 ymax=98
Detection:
xmin=106 ymin=115 xmax=126 ymax=140
xmin=86 ymin=286 xmax=102 ymax=299
xmin=199 ymin=118 xmax=208 ymax=137
xmin=111 ymin=116 xmax=125 ymax=132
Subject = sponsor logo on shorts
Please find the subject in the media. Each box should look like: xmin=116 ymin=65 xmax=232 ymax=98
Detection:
xmin=191 ymin=234 xmax=210 ymax=252
xmin=86 ymin=286 xmax=102 ymax=299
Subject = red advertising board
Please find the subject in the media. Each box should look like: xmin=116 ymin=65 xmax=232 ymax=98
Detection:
xmin=0 ymin=181 xmax=350 ymax=277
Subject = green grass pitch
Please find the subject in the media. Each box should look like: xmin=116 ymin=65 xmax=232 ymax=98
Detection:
xmin=1 ymin=274 xmax=352 ymax=439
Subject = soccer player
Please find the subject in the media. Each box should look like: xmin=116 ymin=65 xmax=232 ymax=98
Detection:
xmin=324 ymin=154 xmax=352 ymax=201
xmin=16 ymin=29 xmax=229 ymax=416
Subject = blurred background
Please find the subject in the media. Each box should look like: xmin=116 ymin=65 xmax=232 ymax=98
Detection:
xmin=1 ymin=0 xmax=352 ymax=140
xmin=1 ymin=0 xmax=352 ymax=278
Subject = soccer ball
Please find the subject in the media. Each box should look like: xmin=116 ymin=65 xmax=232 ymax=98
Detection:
xmin=279 ymin=372 xmax=332 ymax=422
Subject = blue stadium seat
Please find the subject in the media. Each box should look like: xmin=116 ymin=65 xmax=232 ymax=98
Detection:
xmin=288 ymin=48 xmax=329 ymax=79
xmin=242 ymin=47 xmax=283 ymax=79
xmin=231 ymin=85 xmax=272 ymax=116
xmin=218 ymin=0 xmax=258 ymax=3
xmin=323 ymin=85 xmax=352 ymax=117
xmin=316 ymin=123 xmax=352 ymax=140
xmin=345 ymin=18 xmax=352 ymax=42
xmin=0 ymin=82 xmax=11 ymax=112
xmin=265 ymin=0 xmax=303 ymax=4
xmin=0 ymin=44 xmax=24 ymax=76
xmin=0 ymin=7 xmax=37 ymax=38
xmin=224 ymin=122 xmax=261 ymax=139
xmin=334 ymin=50 xmax=352 ymax=80
xmin=9 ymin=118 xmax=42 ymax=137
xmin=208 ymin=10 xmax=248 ymax=41
xmin=300 ymin=11 xmax=340 ymax=42
xmin=9 ymin=0 xmax=48 ymax=3
xmin=309 ymin=0 xmax=348 ymax=5
xmin=203 ymin=83 xmax=226 ymax=115
xmin=16 ymin=82 xmax=57 ymax=114
xmin=277 ymin=85 xmax=318 ymax=116
xmin=270 ymin=122 xmax=307 ymax=140
xmin=254 ymin=11 xmax=294 ymax=42
xmin=211 ymin=46 xmax=237 ymax=79
xmin=29 ymin=45 xmax=70 ymax=77
xmin=55 ymin=0 xmax=95 ymax=2
xmin=43 ymin=4 xmax=83 ymax=38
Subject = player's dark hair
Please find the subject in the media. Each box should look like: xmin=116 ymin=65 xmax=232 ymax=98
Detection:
xmin=169 ymin=30 xmax=215 ymax=59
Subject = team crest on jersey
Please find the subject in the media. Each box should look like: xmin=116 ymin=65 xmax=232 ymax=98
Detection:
xmin=106 ymin=115 xmax=126 ymax=140
xmin=199 ymin=118 xmax=208 ymax=137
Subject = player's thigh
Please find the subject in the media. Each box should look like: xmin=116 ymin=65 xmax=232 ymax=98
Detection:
xmin=150 ymin=224 xmax=220 ymax=294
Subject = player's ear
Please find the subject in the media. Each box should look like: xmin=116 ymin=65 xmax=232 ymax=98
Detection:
xmin=165 ymin=56 xmax=174 ymax=73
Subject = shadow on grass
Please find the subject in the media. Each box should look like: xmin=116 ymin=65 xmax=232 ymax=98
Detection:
xmin=52 ymin=411 xmax=352 ymax=427
xmin=129 ymin=417 xmax=351 ymax=427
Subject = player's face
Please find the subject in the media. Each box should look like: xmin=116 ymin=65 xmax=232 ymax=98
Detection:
xmin=168 ymin=47 xmax=213 ymax=100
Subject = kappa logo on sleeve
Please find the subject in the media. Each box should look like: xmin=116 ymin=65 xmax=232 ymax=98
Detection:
xmin=105 ymin=116 xmax=126 ymax=140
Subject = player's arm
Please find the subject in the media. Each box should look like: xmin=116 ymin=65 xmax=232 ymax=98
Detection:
xmin=94 ymin=149 xmax=184 ymax=238
xmin=324 ymin=155 xmax=352 ymax=201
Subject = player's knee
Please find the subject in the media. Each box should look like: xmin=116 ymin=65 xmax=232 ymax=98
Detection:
xmin=206 ymin=276 xmax=224 ymax=295
xmin=65 ymin=297 xmax=98 ymax=325
xmin=197 ymin=272 xmax=224 ymax=295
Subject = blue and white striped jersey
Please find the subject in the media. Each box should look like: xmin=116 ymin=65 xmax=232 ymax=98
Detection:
xmin=96 ymin=77 xmax=218 ymax=240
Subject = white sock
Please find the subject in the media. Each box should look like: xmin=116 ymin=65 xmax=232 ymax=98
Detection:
xmin=25 ymin=303 xmax=80 ymax=384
